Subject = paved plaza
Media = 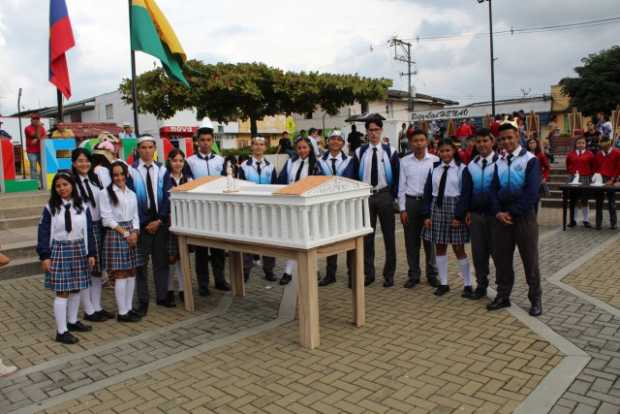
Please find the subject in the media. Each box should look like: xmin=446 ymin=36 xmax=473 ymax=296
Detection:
xmin=1 ymin=208 xmax=620 ymax=413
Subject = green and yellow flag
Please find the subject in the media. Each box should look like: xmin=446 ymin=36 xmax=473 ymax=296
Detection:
xmin=130 ymin=0 xmax=189 ymax=87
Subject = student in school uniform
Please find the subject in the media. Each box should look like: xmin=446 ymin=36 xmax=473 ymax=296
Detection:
xmin=128 ymin=136 xmax=172 ymax=315
xmin=100 ymin=161 xmax=142 ymax=323
xmin=278 ymin=136 xmax=324 ymax=285
xmin=238 ymin=136 xmax=279 ymax=282
xmin=489 ymin=121 xmax=542 ymax=316
xmin=71 ymin=148 xmax=114 ymax=322
xmin=422 ymin=139 xmax=472 ymax=297
xmin=165 ymin=149 xmax=192 ymax=304
xmin=458 ymin=128 xmax=498 ymax=300
xmin=353 ymin=116 xmax=400 ymax=287
xmin=92 ymin=142 xmax=115 ymax=188
xmin=317 ymin=129 xmax=355 ymax=287
xmin=594 ymin=136 xmax=620 ymax=230
xmin=185 ymin=126 xmax=230 ymax=296
xmin=37 ymin=171 xmax=97 ymax=344
xmin=398 ymin=129 xmax=439 ymax=289
xmin=566 ymin=136 xmax=595 ymax=228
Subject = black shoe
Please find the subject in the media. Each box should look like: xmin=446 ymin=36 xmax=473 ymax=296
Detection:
xmin=348 ymin=276 xmax=352 ymax=289
xmin=319 ymin=275 xmax=336 ymax=287
xmin=243 ymin=269 xmax=250 ymax=282
xmin=136 ymin=303 xmax=149 ymax=317
xmin=56 ymin=331 xmax=79 ymax=344
xmin=383 ymin=278 xmax=394 ymax=288
xmin=98 ymin=309 xmax=115 ymax=319
xmin=583 ymin=221 xmax=592 ymax=228
xmin=84 ymin=311 xmax=107 ymax=322
xmin=199 ymin=287 xmax=210 ymax=297
xmin=596 ymin=225 xmax=602 ymax=231
xmin=529 ymin=298 xmax=542 ymax=317
xmin=215 ymin=280 xmax=231 ymax=291
xmin=427 ymin=277 xmax=440 ymax=288
xmin=67 ymin=321 xmax=92 ymax=332
xmin=178 ymin=291 xmax=184 ymax=303
xmin=612 ymin=224 xmax=618 ymax=230
xmin=403 ymin=279 xmax=419 ymax=289
xmin=157 ymin=299 xmax=176 ymax=308
xmin=461 ymin=286 xmax=474 ymax=299
xmin=434 ymin=285 xmax=450 ymax=296
xmin=117 ymin=313 xmax=141 ymax=323
xmin=265 ymin=272 xmax=278 ymax=282
xmin=567 ymin=221 xmax=577 ymax=228
xmin=364 ymin=276 xmax=375 ymax=286
xmin=487 ymin=297 xmax=511 ymax=311
xmin=167 ymin=291 xmax=176 ymax=306
xmin=280 ymin=273 xmax=292 ymax=285
xmin=128 ymin=309 xmax=140 ymax=318
xmin=469 ymin=287 xmax=487 ymax=300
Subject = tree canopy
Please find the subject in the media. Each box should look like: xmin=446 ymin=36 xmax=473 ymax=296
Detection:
xmin=120 ymin=60 xmax=392 ymax=136
xmin=560 ymin=46 xmax=620 ymax=116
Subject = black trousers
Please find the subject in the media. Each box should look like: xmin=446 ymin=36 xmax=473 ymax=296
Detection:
xmin=595 ymin=178 xmax=617 ymax=227
xmin=364 ymin=190 xmax=396 ymax=280
xmin=243 ymin=255 xmax=275 ymax=276
xmin=326 ymin=251 xmax=354 ymax=279
xmin=469 ymin=212 xmax=495 ymax=289
xmin=403 ymin=196 xmax=437 ymax=281
xmin=137 ymin=225 xmax=170 ymax=304
xmin=493 ymin=211 xmax=541 ymax=302
xmin=195 ymin=247 xmax=226 ymax=290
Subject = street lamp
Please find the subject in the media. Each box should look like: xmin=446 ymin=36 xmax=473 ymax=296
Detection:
xmin=478 ymin=0 xmax=496 ymax=117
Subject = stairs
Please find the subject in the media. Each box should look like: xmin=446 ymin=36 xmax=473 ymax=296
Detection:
xmin=0 ymin=192 xmax=48 ymax=280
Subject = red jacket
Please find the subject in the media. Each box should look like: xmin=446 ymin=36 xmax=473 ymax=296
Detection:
xmin=566 ymin=150 xmax=596 ymax=177
xmin=490 ymin=121 xmax=501 ymax=138
xmin=25 ymin=125 xmax=46 ymax=154
xmin=594 ymin=148 xmax=620 ymax=179
xmin=458 ymin=148 xmax=473 ymax=164
xmin=456 ymin=123 xmax=474 ymax=138
xmin=536 ymin=151 xmax=550 ymax=180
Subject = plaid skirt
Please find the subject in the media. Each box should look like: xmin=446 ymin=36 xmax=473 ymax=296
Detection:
xmin=423 ymin=196 xmax=470 ymax=245
xmin=103 ymin=221 xmax=137 ymax=272
xmin=45 ymin=239 xmax=91 ymax=292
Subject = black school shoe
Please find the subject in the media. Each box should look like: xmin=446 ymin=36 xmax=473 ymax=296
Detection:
xmin=98 ymin=309 xmax=115 ymax=319
xmin=84 ymin=311 xmax=107 ymax=322
xmin=583 ymin=221 xmax=592 ymax=228
xmin=117 ymin=313 xmax=141 ymax=323
xmin=178 ymin=291 xmax=184 ymax=303
xmin=403 ymin=279 xmax=419 ymax=289
xmin=167 ymin=291 xmax=176 ymax=306
xmin=487 ymin=296 xmax=511 ymax=311
xmin=567 ymin=221 xmax=577 ymax=228
xmin=265 ymin=272 xmax=278 ymax=282
xmin=280 ymin=273 xmax=292 ymax=285
xmin=434 ymin=285 xmax=450 ymax=296
xmin=67 ymin=321 xmax=92 ymax=332
xmin=319 ymin=275 xmax=336 ymax=287
xmin=56 ymin=331 xmax=79 ymax=345
xmin=215 ymin=280 xmax=231 ymax=291
xmin=427 ymin=277 xmax=440 ymax=288
xmin=157 ymin=298 xmax=176 ymax=308
xmin=383 ymin=278 xmax=394 ymax=288
xmin=461 ymin=286 xmax=474 ymax=299
xmin=468 ymin=287 xmax=487 ymax=300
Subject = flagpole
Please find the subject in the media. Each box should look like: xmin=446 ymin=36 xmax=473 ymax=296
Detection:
xmin=56 ymin=89 xmax=64 ymax=122
xmin=128 ymin=0 xmax=140 ymax=135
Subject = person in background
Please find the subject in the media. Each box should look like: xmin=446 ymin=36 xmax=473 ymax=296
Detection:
xmin=51 ymin=123 xmax=74 ymax=139
xmin=594 ymin=136 xmax=620 ymax=230
xmin=276 ymin=131 xmax=294 ymax=157
xmin=584 ymin=121 xmax=601 ymax=153
xmin=347 ymin=125 xmax=363 ymax=154
xmin=25 ymin=113 xmax=46 ymax=187
xmin=596 ymin=112 xmax=613 ymax=138
xmin=398 ymin=123 xmax=408 ymax=152
xmin=398 ymin=129 xmax=439 ymax=289
xmin=455 ymin=119 xmax=474 ymax=143
xmin=526 ymin=138 xmax=550 ymax=213
xmin=566 ymin=136 xmax=595 ymax=228
xmin=490 ymin=115 xmax=502 ymax=138
xmin=119 ymin=123 xmax=137 ymax=140
xmin=0 ymin=120 xmax=11 ymax=139
xmin=307 ymin=128 xmax=322 ymax=157
xmin=458 ymin=137 xmax=475 ymax=165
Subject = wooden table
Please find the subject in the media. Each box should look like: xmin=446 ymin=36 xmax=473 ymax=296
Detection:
xmin=560 ymin=184 xmax=620 ymax=230
xmin=175 ymin=233 xmax=366 ymax=349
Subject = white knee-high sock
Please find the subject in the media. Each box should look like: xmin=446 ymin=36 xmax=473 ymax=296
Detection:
xmin=54 ymin=297 xmax=68 ymax=334
xmin=175 ymin=262 xmax=184 ymax=292
xmin=81 ymin=288 xmax=95 ymax=316
xmin=115 ymin=279 xmax=128 ymax=316
xmin=458 ymin=258 xmax=472 ymax=287
xmin=284 ymin=260 xmax=295 ymax=275
xmin=582 ymin=207 xmax=590 ymax=223
xmin=125 ymin=277 xmax=136 ymax=313
xmin=437 ymin=255 xmax=448 ymax=286
xmin=90 ymin=277 xmax=103 ymax=312
xmin=67 ymin=293 xmax=80 ymax=324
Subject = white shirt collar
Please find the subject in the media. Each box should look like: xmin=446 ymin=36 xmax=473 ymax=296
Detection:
xmin=509 ymin=146 xmax=522 ymax=158
xmin=441 ymin=160 xmax=456 ymax=168
xmin=480 ymin=151 xmax=495 ymax=163
xmin=139 ymin=159 xmax=154 ymax=168
xmin=252 ymin=156 xmax=264 ymax=164
xmin=328 ymin=152 xmax=342 ymax=161
xmin=199 ymin=151 xmax=213 ymax=158
xmin=412 ymin=150 xmax=432 ymax=161
xmin=113 ymin=184 xmax=127 ymax=193
xmin=369 ymin=142 xmax=382 ymax=150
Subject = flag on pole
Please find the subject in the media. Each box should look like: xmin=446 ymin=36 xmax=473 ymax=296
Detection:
xmin=49 ymin=0 xmax=75 ymax=99
xmin=130 ymin=0 xmax=189 ymax=87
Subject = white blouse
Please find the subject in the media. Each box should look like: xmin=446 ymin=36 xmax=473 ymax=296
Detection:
xmin=99 ymin=185 xmax=140 ymax=231
xmin=47 ymin=203 xmax=89 ymax=244
xmin=94 ymin=166 xmax=111 ymax=188
xmin=429 ymin=160 xmax=465 ymax=198
xmin=77 ymin=174 xmax=102 ymax=221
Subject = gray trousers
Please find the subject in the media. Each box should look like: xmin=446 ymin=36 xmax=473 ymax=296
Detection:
xmin=137 ymin=225 xmax=170 ymax=304
xmin=403 ymin=196 xmax=437 ymax=281
xmin=469 ymin=212 xmax=495 ymax=289
xmin=493 ymin=211 xmax=541 ymax=301
xmin=364 ymin=190 xmax=397 ymax=280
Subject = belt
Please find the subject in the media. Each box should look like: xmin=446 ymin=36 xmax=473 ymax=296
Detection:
xmin=406 ymin=194 xmax=424 ymax=200
xmin=371 ymin=187 xmax=390 ymax=195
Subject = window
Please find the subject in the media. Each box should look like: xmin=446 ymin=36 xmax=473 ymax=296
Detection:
xmin=305 ymin=112 xmax=313 ymax=120
xmin=105 ymin=104 xmax=113 ymax=120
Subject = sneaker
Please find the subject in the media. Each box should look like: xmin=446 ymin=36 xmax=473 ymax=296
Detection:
xmin=0 ymin=359 xmax=17 ymax=377
xmin=67 ymin=321 xmax=92 ymax=332
xmin=280 ymin=273 xmax=292 ymax=285
xmin=56 ymin=331 xmax=79 ymax=344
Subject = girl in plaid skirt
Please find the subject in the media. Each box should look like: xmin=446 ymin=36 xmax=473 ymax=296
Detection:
xmin=165 ymin=149 xmax=192 ymax=304
xmin=72 ymin=148 xmax=115 ymax=323
xmin=423 ymin=139 xmax=472 ymax=297
xmin=100 ymin=161 xmax=142 ymax=323
xmin=37 ymin=172 xmax=97 ymax=345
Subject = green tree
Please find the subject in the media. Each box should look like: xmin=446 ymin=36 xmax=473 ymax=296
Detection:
xmin=120 ymin=61 xmax=392 ymax=136
xmin=560 ymin=46 xmax=620 ymax=115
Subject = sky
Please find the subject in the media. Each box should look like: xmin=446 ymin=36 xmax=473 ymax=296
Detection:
xmin=0 ymin=0 xmax=618 ymax=114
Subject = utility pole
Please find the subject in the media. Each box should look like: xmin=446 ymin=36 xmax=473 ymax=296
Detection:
xmin=477 ymin=0 xmax=496 ymax=116
xmin=389 ymin=37 xmax=416 ymax=118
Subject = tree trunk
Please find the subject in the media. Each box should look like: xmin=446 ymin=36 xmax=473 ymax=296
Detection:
xmin=250 ymin=116 xmax=258 ymax=137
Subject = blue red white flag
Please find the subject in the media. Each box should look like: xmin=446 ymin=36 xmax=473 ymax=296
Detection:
xmin=49 ymin=0 xmax=75 ymax=99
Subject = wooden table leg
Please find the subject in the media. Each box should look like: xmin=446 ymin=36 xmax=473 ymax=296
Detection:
xmin=178 ymin=236 xmax=195 ymax=312
xmin=229 ymin=251 xmax=245 ymax=297
xmin=352 ymin=236 xmax=365 ymax=327
xmin=297 ymin=250 xmax=320 ymax=349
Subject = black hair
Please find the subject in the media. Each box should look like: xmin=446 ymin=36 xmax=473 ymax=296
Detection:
xmin=410 ymin=128 xmax=427 ymax=138
xmin=294 ymin=136 xmax=318 ymax=177
xmin=49 ymin=171 xmax=84 ymax=216
xmin=166 ymin=148 xmax=192 ymax=179
xmin=476 ymin=128 xmax=493 ymax=138
xmin=308 ymin=128 xmax=317 ymax=135
xmin=498 ymin=123 xmax=518 ymax=132
xmin=196 ymin=127 xmax=214 ymax=139
xmin=527 ymin=138 xmax=542 ymax=155
xmin=71 ymin=148 xmax=103 ymax=208
xmin=437 ymin=138 xmax=461 ymax=163
xmin=106 ymin=161 xmax=129 ymax=206
xmin=365 ymin=118 xmax=383 ymax=129
xmin=91 ymin=145 xmax=112 ymax=171
xmin=238 ymin=154 xmax=250 ymax=164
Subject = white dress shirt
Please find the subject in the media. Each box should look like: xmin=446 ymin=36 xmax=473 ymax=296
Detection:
xmin=288 ymin=157 xmax=310 ymax=183
xmin=137 ymin=159 xmax=161 ymax=212
xmin=94 ymin=166 xmax=111 ymax=188
xmin=100 ymin=185 xmax=140 ymax=231
xmin=325 ymin=152 xmax=345 ymax=175
xmin=78 ymin=174 xmax=102 ymax=222
xmin=361 ymin=143 xmax=388 ymax=190
xmin=398 ymin=151 xmax=439 ymax=211
xmin=47 ymin=201 xmax=89 ymax=243
xmin=430 ymin=160 xmax=464 ymax=197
